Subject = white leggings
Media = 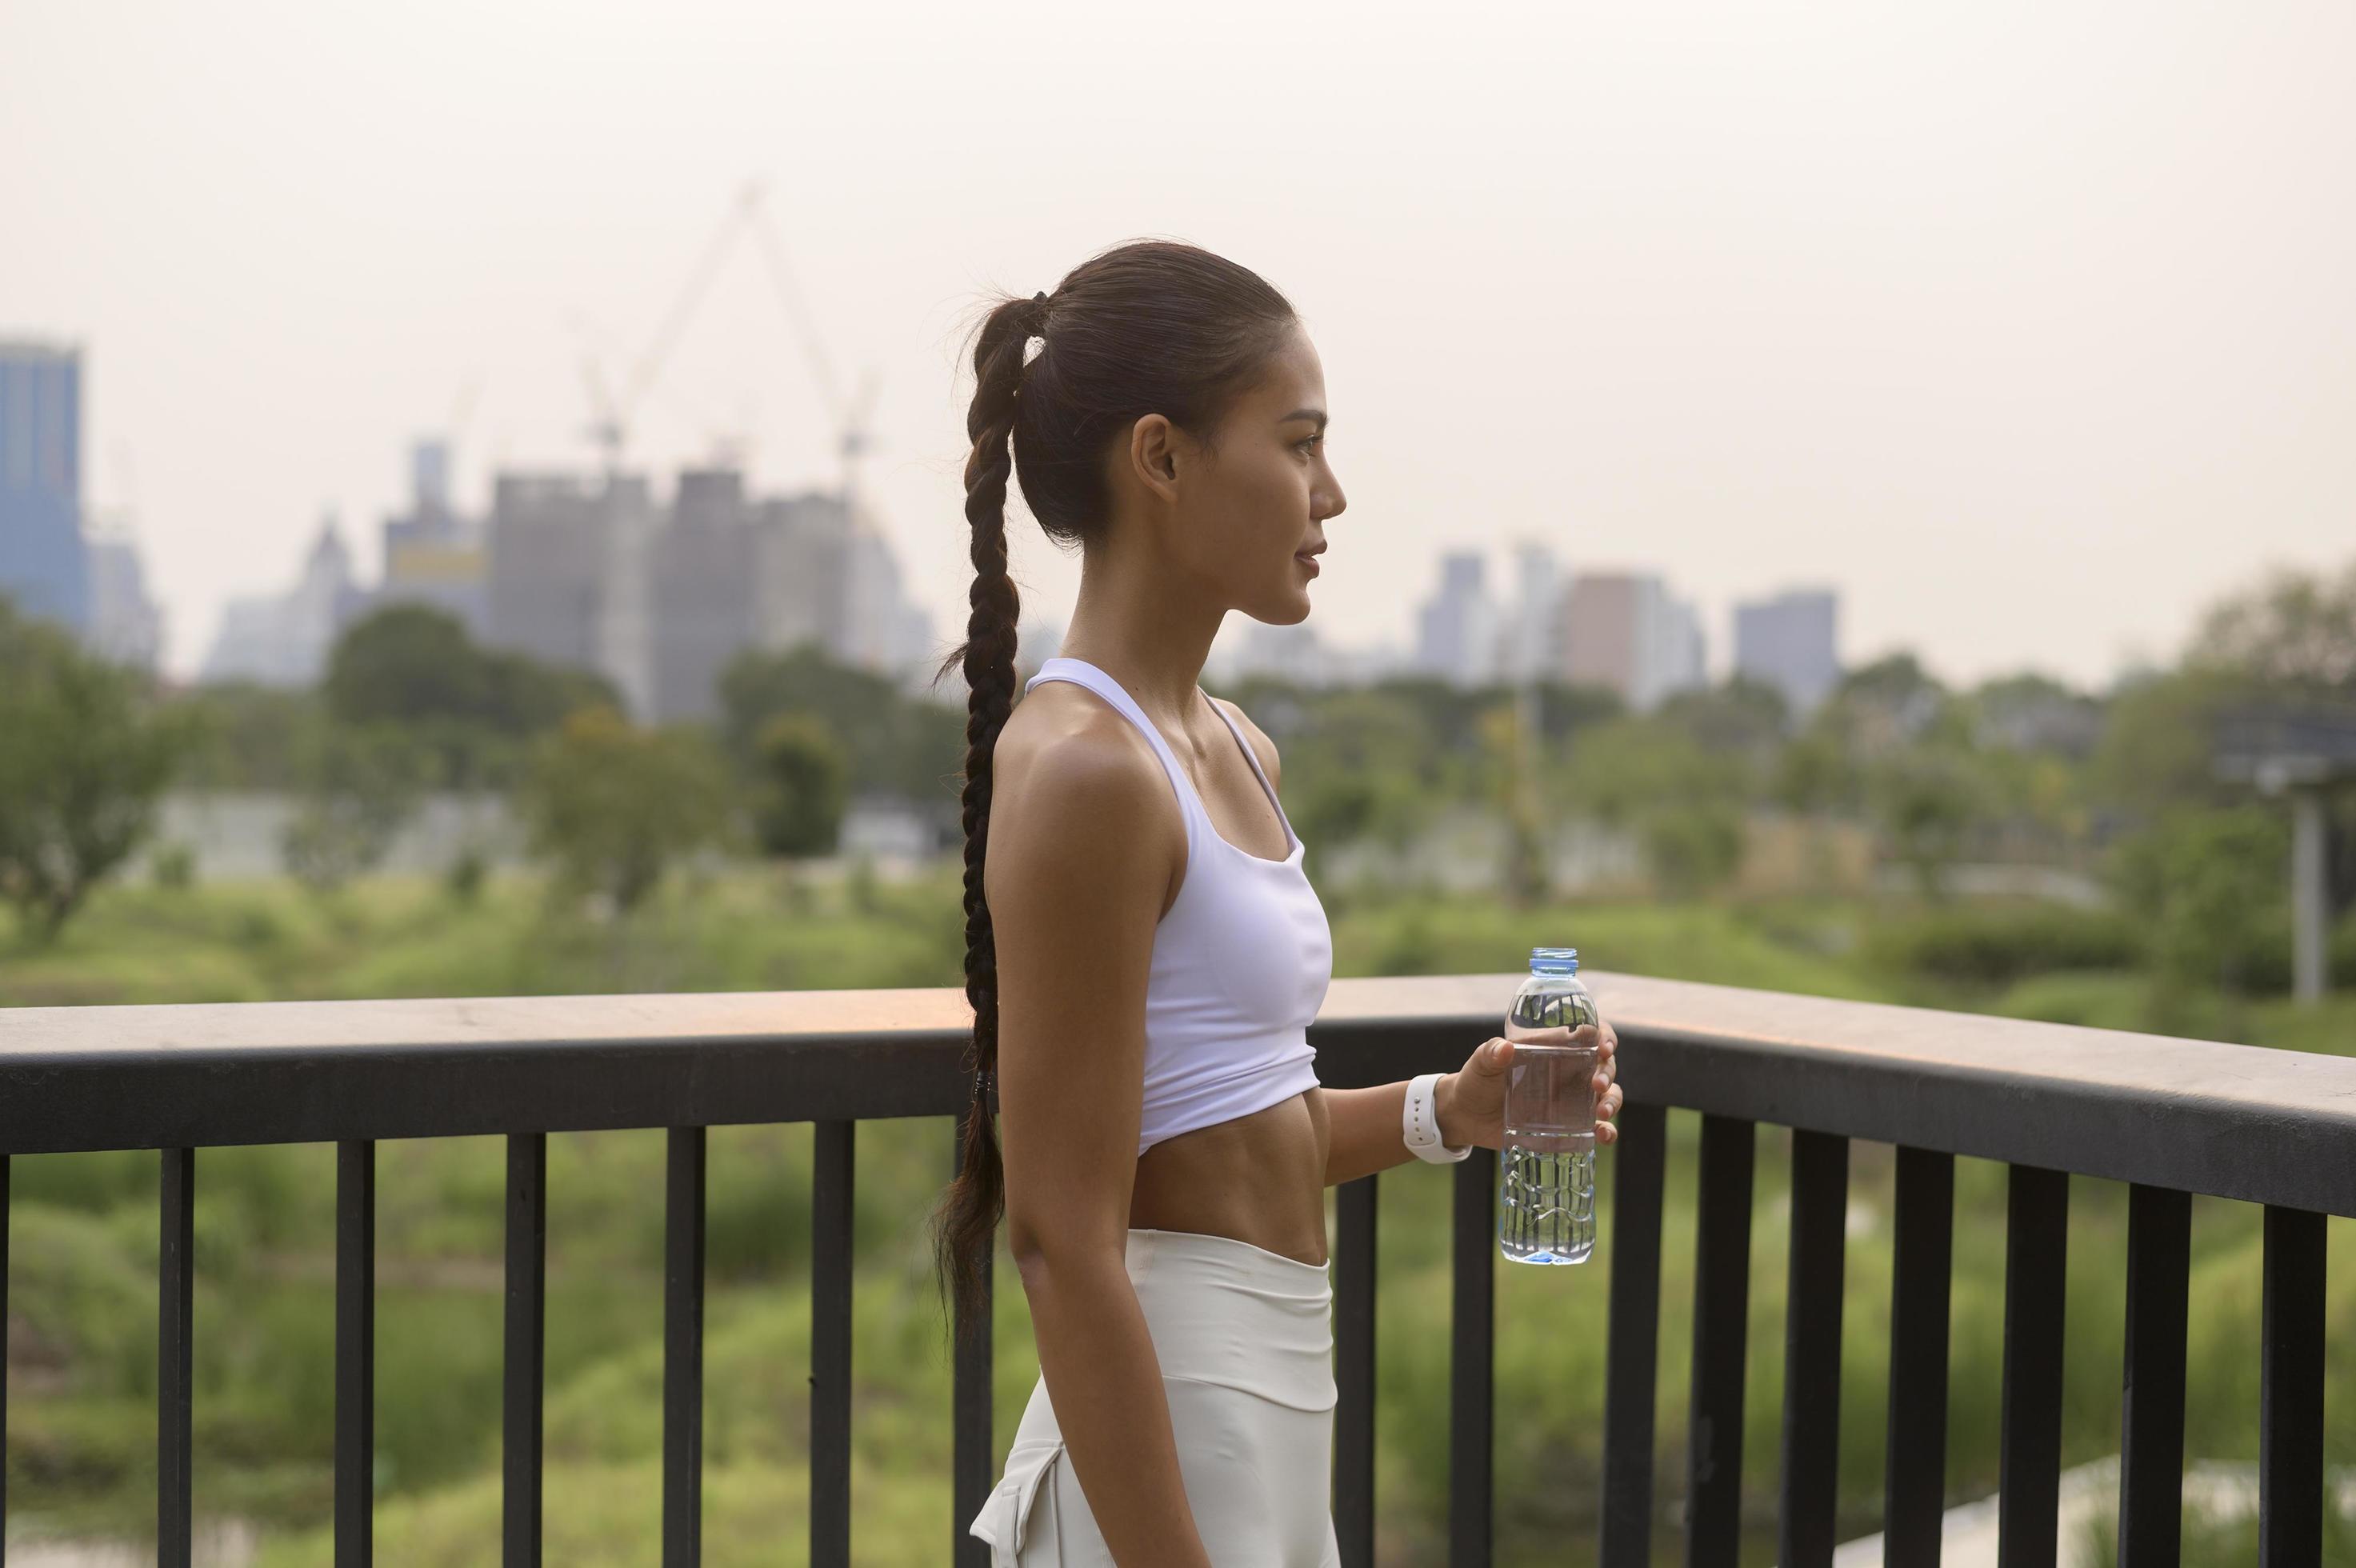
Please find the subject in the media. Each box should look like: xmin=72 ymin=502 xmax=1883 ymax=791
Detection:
xmin=968 ymin=1226 xmax=1342 ymax=1567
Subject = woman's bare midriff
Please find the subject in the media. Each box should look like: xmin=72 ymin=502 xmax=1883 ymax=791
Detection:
xmin=1126 ymin=1086 xmax=1332 ymax=1267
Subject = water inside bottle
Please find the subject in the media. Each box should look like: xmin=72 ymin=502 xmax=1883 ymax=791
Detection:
xmin=1499 ymin=1023 xmax=1598 ymax=1154
xmin=1500 ymin=1145 xmax=1596 ymax=1266
xmin=1499 ymin=976 xmax=1601 ymax=1265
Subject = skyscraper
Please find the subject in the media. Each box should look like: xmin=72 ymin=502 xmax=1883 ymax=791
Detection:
xmin=1414 ymin=550 xmax=1502 ymax=688
xmin=199 ymin=513 xmax=367 ymax=686
xmin=377 ymin=438 xmax=489 ymax=638
xmin=484 ymin=471 xmax=650 ymax=706
xmin=1561 ymin=571 xmax=1706 ymax=711
xmin=1500 ymin=540 xmax=1562 ymax=686
xmin=0 ymin=341 xmax=89 ymax=634
xmin=83 ymin=522 xmax=165 ymax=671
xmin=1733 ymin=587 xmax=1840 ymax=715
xmin=476 ymin=465 xmax=938 ymax=720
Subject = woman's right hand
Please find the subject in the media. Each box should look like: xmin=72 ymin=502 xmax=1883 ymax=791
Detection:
xmin=1441 ymin=1020 xmax=1622 ymax=1150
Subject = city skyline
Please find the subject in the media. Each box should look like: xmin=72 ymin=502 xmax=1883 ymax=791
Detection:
xmin=4 ymin=1 xmax=2350 ymax=691
xmin=0 ymin=378 xmax=2307 ymax=710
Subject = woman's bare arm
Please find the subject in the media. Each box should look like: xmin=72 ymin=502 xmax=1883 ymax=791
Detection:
xmin=988 ymin=714 xmax=1212 ymax=1568
xmin=1319 ymin=1082 xmax=1431 ymax=1186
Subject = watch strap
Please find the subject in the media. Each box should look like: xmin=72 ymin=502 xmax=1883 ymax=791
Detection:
xmin=1403 ymin=1071 xmax=1473 ymax=1163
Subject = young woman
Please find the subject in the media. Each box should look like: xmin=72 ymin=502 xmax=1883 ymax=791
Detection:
xmin=929 ymin=239 xmax=1623 ymax=1567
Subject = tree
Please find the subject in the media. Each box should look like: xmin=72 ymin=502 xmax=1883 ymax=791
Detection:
xmin=2091 ymin=668 xmax=2249 ymax=817
xmin=0 ymin=600 xmax=192 ymax=940
xmin=1556 ymin=715 xmax=1749 ymax=897
xmin=1970 ymin=672 xmax=2103 ymax=758
xmin=278 ymin=719 xmax=433 ymax=894
xmin=2189 ymin=561 xmax=2356 ymax=694
xmin=750 ymin=713 xmax=850 ymax=858
xmin=517 ymin=707 xmax=737 ymax=914
xmin=1867 ymin=746 xmax=1984 ymax=900
xmin=324 ymin=604 xmax=617 ymax=788
xmin=1774 ymin=727 xmax=1862 ymax=816
xmin=169 ymin=680 xmax=320 ymax=790
xmin=720 ymin=641 xmax=963 ymax=811
xmin=2110 ymin=806 xmax=2292 ymax=1002
xmin=1657 ymin=677 xmax=1791 ymax=757
xmin=1826 ymin=653 xmax=1949 ymax=759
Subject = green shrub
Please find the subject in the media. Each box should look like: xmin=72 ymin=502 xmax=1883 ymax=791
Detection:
xmin=150 ymin=842 xmax=198 ymax=890
xmin=1865 ymin=901 xmax=2146 ymax=986
xmin=442 ymin=845 xmax=488 ymax=905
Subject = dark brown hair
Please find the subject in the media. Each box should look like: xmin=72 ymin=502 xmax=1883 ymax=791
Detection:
xmin=926 ymin=238 xmax=1298 ymax=1350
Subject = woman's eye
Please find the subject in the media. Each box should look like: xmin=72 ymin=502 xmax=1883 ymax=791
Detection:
xmin=1296 ymin=436 xmax=1322 ymax=455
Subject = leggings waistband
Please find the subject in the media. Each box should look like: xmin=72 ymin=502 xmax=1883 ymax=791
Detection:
xmin=1122 ymin=1227 xmax=1334 ymax=1412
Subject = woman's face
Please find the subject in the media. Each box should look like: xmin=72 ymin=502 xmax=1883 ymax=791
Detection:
xmin=1157 ymin=322 xmax=1348 ymax=626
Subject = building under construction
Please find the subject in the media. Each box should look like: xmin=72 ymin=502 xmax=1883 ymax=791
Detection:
xmin=373 ymin=450 xmax=934 ymax=723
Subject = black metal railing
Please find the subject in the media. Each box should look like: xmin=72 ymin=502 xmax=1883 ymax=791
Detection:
xmin=2 ymin=974 xmax=2350 ymax=1566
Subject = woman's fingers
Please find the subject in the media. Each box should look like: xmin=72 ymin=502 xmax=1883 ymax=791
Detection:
xmin=1594 ymin=1082 xmax=1624 ymax=1127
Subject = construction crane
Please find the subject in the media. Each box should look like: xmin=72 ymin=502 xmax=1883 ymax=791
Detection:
xmin=568 ymin=179 xmax=880 ymax=509
xmin=740 ymin=180 xmax=882 ymax=510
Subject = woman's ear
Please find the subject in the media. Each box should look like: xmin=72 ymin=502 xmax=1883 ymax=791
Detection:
xmin=1126 ymin=413 xmax=1182 ymax=505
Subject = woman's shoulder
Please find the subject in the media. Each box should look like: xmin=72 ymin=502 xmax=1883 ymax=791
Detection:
xmin=994 ymin=686 xmax=1182 ymax=839
xmin=986 ymin=687 xmax=1186 ymax=918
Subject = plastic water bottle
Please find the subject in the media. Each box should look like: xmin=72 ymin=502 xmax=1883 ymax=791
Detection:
xmin=1498 ymin=946 xmax=1601 ymax=1266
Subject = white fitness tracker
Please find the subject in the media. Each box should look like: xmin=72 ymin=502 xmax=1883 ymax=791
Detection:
xmin=1402 ymin=1071 xmax=1472 ymax=1163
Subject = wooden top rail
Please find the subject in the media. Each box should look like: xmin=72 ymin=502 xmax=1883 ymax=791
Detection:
xmin=4 ymin=972 xmax=2350 ymax=1214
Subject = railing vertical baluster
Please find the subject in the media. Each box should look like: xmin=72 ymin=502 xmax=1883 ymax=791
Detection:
xmin=2259 ymin=1205 xmax=2326 ymax=1568
xmin=159 ymin=1146 xmax=194 ymax=1568
xmin=503 ymin=1133 xmax=546 ymax=1568
xmin=810 ymin=1120 xmax=854 ymax=1568
xmin=2118 ymin=1184 xmax=2189 ymax=1566
xmin=1685 ymin=1115 xmax=1754 ymax=1568
xmin=335 ymin=1140 xmax=374 ymax=1568
xmin=663 ymin=1127 xmax=706 ymax=1568
xmin=1332 ymin=1174 xmax=1378 ymax=1568
xmin=1450 ymin=1147 xmax=1496 ymax=1566
xmin=3 ymin=1152 xmax=10 ymax=1568
xmin=1600 ymin=1102 xmax=1668 ymax=1568
xmin=1779 ymin=1130 xmax=1847 ymax=1568
xmin=951 ymin=1115 xmax=994 ymax=1568
xmin=1998 ymin=1165 xmax=2068 ymax=1568
xmin=1885 ymin=1146 xmax=1954 ymax=1565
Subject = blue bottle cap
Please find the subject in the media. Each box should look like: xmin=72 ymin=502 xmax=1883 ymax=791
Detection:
xmin=1530 ymin=946 xmax=1578 ymax=974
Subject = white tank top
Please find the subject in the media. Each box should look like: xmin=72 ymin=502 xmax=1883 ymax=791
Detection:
xmin=1021 ymin=657 xmax=1334 ymax=1157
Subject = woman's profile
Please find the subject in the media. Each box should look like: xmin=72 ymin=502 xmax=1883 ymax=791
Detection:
xmin=926 ymin=238 xmax=1623 ymax=1566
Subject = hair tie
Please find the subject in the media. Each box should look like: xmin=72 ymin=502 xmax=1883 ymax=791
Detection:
xmin=1026 ymin=290 xmax=1050 ymax=338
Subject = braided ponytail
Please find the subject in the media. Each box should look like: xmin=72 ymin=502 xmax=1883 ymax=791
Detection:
xmin=925 ymin=242 xmax=1297 ymax=1354
xmin=926 ymin=291 xmax=1040 ymax=1350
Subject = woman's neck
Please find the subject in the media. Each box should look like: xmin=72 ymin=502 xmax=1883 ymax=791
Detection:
xmin=1058 ymin=570 xmax=1223 ymax=720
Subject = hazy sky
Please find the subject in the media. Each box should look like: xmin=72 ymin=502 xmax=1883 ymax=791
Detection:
xmin=5 ymin=0 xmax=2350 ymax=688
